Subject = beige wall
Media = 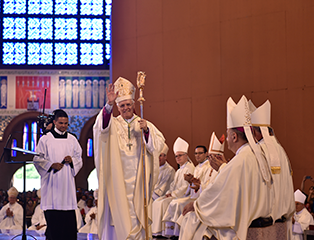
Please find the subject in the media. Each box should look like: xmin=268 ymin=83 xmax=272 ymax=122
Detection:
xmin=110 ymin=0 xmax=314 ymax=191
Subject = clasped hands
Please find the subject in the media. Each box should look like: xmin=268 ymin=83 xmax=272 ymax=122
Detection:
xmin=6 ymin=208 xmax=13 ymax=217
xmin=184 ymin=173 xmax=201 ymax=192
xmin=51 ymin=156 xmax=72 ymax=171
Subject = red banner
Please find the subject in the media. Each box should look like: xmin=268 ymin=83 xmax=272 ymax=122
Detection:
xmin=15 ymin=76 xmax=51 ymax=109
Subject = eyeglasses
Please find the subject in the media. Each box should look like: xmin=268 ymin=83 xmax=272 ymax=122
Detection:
xmin=194 ymin=152 xmax=205 ymax=155
xmin=175 ymin=153 xmax=186 ymax=158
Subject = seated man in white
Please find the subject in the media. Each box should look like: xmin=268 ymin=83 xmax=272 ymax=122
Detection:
xmin=79 ymin=189 xmax=98 ymax=234
xmin=152 ymin=143 xmax=176 ymax=200
xmin=152 ymin=137 xmax=195 ymax=236
xmin=0 ymin=187 xmax=23 ymax=230
xmin=162 ymin=135 xmax=223 ymax=237
xmin=292 ymin=189 xmax=314 ymax=240
xmin=29 ymin=188 xmax=83 ymax=233
xmin=28 ymin=189 xmax=47 ymax=232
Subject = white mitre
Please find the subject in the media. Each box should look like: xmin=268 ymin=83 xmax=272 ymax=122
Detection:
xmin=114 ymin=77 xmax=136 ymax=103
xmin=226 ymin=95 xmax=251 ymax=128
xmin=227 ymin=96 xmax=271 ymax=184
xmin=208 ymin=132 xmax=225 ymax=155
xmin=7 ymin=186 xmax=19 ymax=197
xmin=294 ymin=189 xmax=306 ymax=204
xmin=249 ymin=100 xmax=271 ymax=127
xmin=160 ymin=143 xmax=169 ymax=155
xmin=173 ymin=137 xmax=189 ymax=154
xmin=94 ymin=189 xmax=98 ymax=200
xmin=249 ymin=99 xmax=280 ymax=174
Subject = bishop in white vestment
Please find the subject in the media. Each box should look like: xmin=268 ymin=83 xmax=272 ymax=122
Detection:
xmin=163 ymin=145 xmax=217 ymax=237
xmin=249 ymin=100 xmax=295 ymax=238
xmin=152 ymin=137 xmax=195 ymax=236
xmin=0 ymin=187 xmax=23 ymax=230
xmin=292 ymin=190 xmax=314 ymax=240
xmin=152 ymin=143 xmax=176 ymax=200
xmin=94 ymin=77 xmax=165 ymax=240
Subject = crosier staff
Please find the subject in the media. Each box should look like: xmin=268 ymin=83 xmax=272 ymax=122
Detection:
xmin=137 ymin=71 xmax=149 ymax=240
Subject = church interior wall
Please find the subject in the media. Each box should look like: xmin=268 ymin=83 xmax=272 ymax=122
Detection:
xmin=0 ymin=0 xmax=313 ymax=193
xmin=110 ymin=0 xmax=314 ymax=190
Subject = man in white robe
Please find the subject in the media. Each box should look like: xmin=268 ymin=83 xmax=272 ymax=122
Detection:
xmin=292 ymin=190 xmax=314 ymax=240
xmin=250 ymin=100 xmax=295 ymax=237
xmin=152 ymin=143 xmax=176 ymax=200
xmin=178 ymin=95 xmax=272 ymax=240
xmin=79 ymin=189 xmax=98 ymax=234
xmin=33 ymin=109 xmax=83 ymax=240
xmin=93 ymin=77 xmax=165 ymax=240
xmin=163 ymin=144 xmax=218 ymax=237
xmin=152 ymin=137 xmax=195 ymax=236
xmin=0 ymin=187 xmax=23 ymax=230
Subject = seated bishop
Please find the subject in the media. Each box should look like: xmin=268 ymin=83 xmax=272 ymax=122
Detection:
xmin=0 ymin=187 xmax=23 ymax=230
xmin=152 ymin=137 xmax=195 ymax=237
xmin=292 ymin=189 xmax=314 ymax=240
xmin=79 ymin=189 xmax=98 ymax=234
xmin=153 ymin=143 xmax=176 ymax=201
xmin=162 ymin=135 xmax=223 ymax=238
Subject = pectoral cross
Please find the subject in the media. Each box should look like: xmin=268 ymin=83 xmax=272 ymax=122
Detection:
xmin=127 ymin=143 xmax=133 ymax=150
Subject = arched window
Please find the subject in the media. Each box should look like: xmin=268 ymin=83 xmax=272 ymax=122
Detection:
xmin=12 ymin=164 xmax=41 ymax=192
xmin=87 ymin=168 xmax=98 ymax=191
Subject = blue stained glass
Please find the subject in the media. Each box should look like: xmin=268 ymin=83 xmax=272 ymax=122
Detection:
xmin=55 ymin=43 xmax=78 ymax=65
xmin=28 ymin=0 xmax=53 ymax=14
xmin=3 ymin=42 xmax=26 ymax=64
xmin=3 ymin=0 xmax=26 ymax=14
xmin=3 ymin=18 xmax=26 ymax=40
xmin=80 ymin=18 xmax=103 ymax=40
xmin=80 ymin=0 xmax=103 ymax=15
xmin=55 ymin=18 xmax=77 ymax=40
xmin=28 ymin=43 xmax=53 ymax=65
xmin=55 ymin=0 xmax=77 ymax=15
xmin=105 ymin=43 xmax=110 ymax=60
xmin=80 ymin=43 xmax=103 ymax=65
xmin=28 ymin=18 xmax=53 ymax=40
xmin=105 ymin=0 xmax=112 ymax=16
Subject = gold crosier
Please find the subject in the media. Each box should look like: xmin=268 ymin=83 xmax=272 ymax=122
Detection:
xmin=137 ymin=71 xmax=149 ymax=240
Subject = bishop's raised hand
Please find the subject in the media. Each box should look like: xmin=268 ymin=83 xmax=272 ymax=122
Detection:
xmin=106 ymin=83 xmax=118 ymax=105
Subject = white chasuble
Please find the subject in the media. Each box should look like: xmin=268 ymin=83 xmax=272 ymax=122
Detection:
xmin=0 ymin=202 xmax=23 ymax=230
xmin=94 ymin=109 xmax=165 ymax=240
xmin=178 ymin=144 xmax=272 ymax=240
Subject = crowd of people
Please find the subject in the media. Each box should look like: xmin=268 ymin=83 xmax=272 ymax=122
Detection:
xmin=0 ymin=187 xmax=99 ymax=234
xmin=1 ymin=76 xmax=314 ymax=240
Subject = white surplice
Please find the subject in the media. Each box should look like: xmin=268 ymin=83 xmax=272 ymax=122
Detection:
xmin=33 ymin=131 xmax=83 ymax=211
xmin=163 ymin=160 xmax=217 ymax=236
xmin=153 ymin=162 xmax=176 ymax=200
xmin=152 ymin=161 xmax=195 ymax=235
xmin=178 ymin=143 xmax=272 ymax=240
xmin=93 ymin=109 xmax=165 ymax=240
xmin=0 ymin=202 xmax=23 ymax=230
xmin=292 ymin=208 xmax=314 ymax=240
